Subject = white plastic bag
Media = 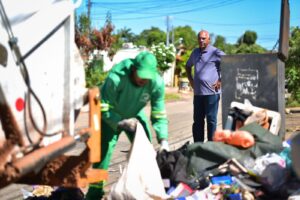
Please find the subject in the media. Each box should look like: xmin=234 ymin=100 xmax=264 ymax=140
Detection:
xmin=108 ymin=123 xmax=169 ymax=200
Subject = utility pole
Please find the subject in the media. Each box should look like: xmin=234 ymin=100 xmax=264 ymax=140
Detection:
xmin=278 ymin=0 xmax=290 ymax=61
xmin=166 ymin=16 xmax=170 ymax=46
xmin=171 ymin=25 xmax=174 ymax=44
xmin=87 ymin=0 xmax=91 ymax=34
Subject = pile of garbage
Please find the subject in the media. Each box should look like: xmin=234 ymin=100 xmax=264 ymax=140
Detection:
xmin=108 ymin=103 xmax=300 ymax=200
xmin=154 ymin=105 xmax=300 ymax=200
xmin=157 ymin=134 xmax=300 ymax=200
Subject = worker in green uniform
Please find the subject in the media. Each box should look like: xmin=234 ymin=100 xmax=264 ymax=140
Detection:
xmin=86 ymin=51 xmax=169 ymax=200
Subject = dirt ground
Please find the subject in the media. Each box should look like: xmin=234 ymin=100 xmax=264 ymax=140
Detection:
xmin=285 ymin=110 xmax=300 ymax=140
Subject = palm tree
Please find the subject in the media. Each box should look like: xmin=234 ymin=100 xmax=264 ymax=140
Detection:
xmin=118 ymin=27 xmax=135 ymax=43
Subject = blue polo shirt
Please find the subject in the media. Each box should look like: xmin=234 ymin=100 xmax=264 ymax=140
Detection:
xmin=186 ymin=44 xmax=225 ymax=95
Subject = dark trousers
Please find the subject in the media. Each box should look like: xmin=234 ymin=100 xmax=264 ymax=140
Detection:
xmin=192 ymin=94 xmax=220 ymax=142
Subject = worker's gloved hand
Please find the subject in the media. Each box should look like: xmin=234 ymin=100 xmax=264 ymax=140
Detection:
xmin=159 ymin=139 xmax=169 ymax=152
xmin=117 ymin=118 xmax=138 ymax=134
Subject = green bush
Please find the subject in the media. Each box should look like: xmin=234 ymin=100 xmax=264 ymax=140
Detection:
xmin=176 ymin=50 xmax=192 ymax=77
xmin=286 ymin=91 xmax=300 ymax=107
xmin=285 ymin=27 xmax=300 ymax=106
xmin=150 ymin=43 xmax=176 ymax=73
xmin=85 ymin=57 xmax=108 ymax=88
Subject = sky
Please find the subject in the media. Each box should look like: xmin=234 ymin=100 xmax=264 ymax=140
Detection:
xmin=75 ymin=0 xmax=300 ymax=50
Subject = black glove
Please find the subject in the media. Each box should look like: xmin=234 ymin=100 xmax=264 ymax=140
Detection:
xmin=117 ymin=118 xmax=138 ymax=133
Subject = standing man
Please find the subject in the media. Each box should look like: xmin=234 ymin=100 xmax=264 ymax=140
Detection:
xmin=185 ymin=30 xmax=225 ymax=143
xmin=86 ymin=51 xmax=169 ymax=200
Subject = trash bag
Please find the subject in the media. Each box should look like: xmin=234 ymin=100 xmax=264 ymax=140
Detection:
xmin=108 ymin=123 xmax=168 ymax=200
xmin=156 ymin=142 xmax=210 ymax=190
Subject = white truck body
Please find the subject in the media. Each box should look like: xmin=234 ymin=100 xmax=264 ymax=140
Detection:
xmin=0 ymin=0 xmax=86 ymax=147
xmin=0 ymin=0 xmax=106 ymax=189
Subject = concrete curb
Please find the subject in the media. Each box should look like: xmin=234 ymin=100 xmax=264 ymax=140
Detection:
xmin=286 ymin=107 xmax=300 ymax=113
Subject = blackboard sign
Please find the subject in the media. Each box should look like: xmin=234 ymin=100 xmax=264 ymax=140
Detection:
xmin=221 ymin=53 xmax=286 ymax=138
xmin=235 ymin=68 xmax=259 ymax=101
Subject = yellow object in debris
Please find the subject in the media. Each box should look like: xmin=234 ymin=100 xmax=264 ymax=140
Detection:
xmin=32 ymin=185 xmax=54 ymax=197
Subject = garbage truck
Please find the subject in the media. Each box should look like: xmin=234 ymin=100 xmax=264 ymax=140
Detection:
xmin=0 ymin=0 xmax=107 ymax=189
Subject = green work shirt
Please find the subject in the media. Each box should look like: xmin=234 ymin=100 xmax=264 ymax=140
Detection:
xmin=100 ymin=58 xmax=168 ymax=140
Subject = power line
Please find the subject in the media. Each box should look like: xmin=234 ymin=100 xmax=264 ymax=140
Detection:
xmin=77 ymin=0 xmax=296 ymax=50
xmin=89 ymin=0 xmax=245 ymax=17
xmin=175 ymin=17 xmax=280 ymax=26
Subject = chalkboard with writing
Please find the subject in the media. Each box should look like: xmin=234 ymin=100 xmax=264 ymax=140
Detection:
xmin=220 ymin=53 xmax=285 ymax=138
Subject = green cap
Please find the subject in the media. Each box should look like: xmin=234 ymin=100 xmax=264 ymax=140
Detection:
xmin=134 ymin=51 xmax=158 ymax=79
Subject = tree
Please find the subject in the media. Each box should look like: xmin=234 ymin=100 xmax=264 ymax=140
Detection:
xmin=286 ymin=26 xmax=300 ymax=105
xmin=213 ymin=35 xmax=226 ymax=50
xmin=238 ymin=30 xmax=257 ymax=45
xmin=110 ymin=33 xmax=123 ymax=56
xmin=136 ymin=27 xmax=166 ymax=47
xmin=75 ymin=12 xmax=115 ymax=56
xmin=75 ymin=12 xmax=114 ymax=87
xmin=90 ymin=12 xmax=115 ymax=51
xmin=234 ymin=30 xmax=267 ymax=54
xmin=235 ymin=43 xmax=267 ymax=54
xmin=110 ymin=27 xmax=136 ymax=55
xmin=212 ymin=35 xmax=236 ymax=54
xmin=75 ymin=13 xmax=93 ymax=58
xmin=90 ymin=24 xmax=115 ymax=51
xmin=117 ymin=27 xmax=135 ymax=43
xmin=173 ymin=26 xmax=197 ymax=50
xmin=77 ymin=13 xmax=90 ymax=36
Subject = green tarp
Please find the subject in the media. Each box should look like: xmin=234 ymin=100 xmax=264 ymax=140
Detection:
xmin=185 ymin=122 xmax=283 ymax=175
